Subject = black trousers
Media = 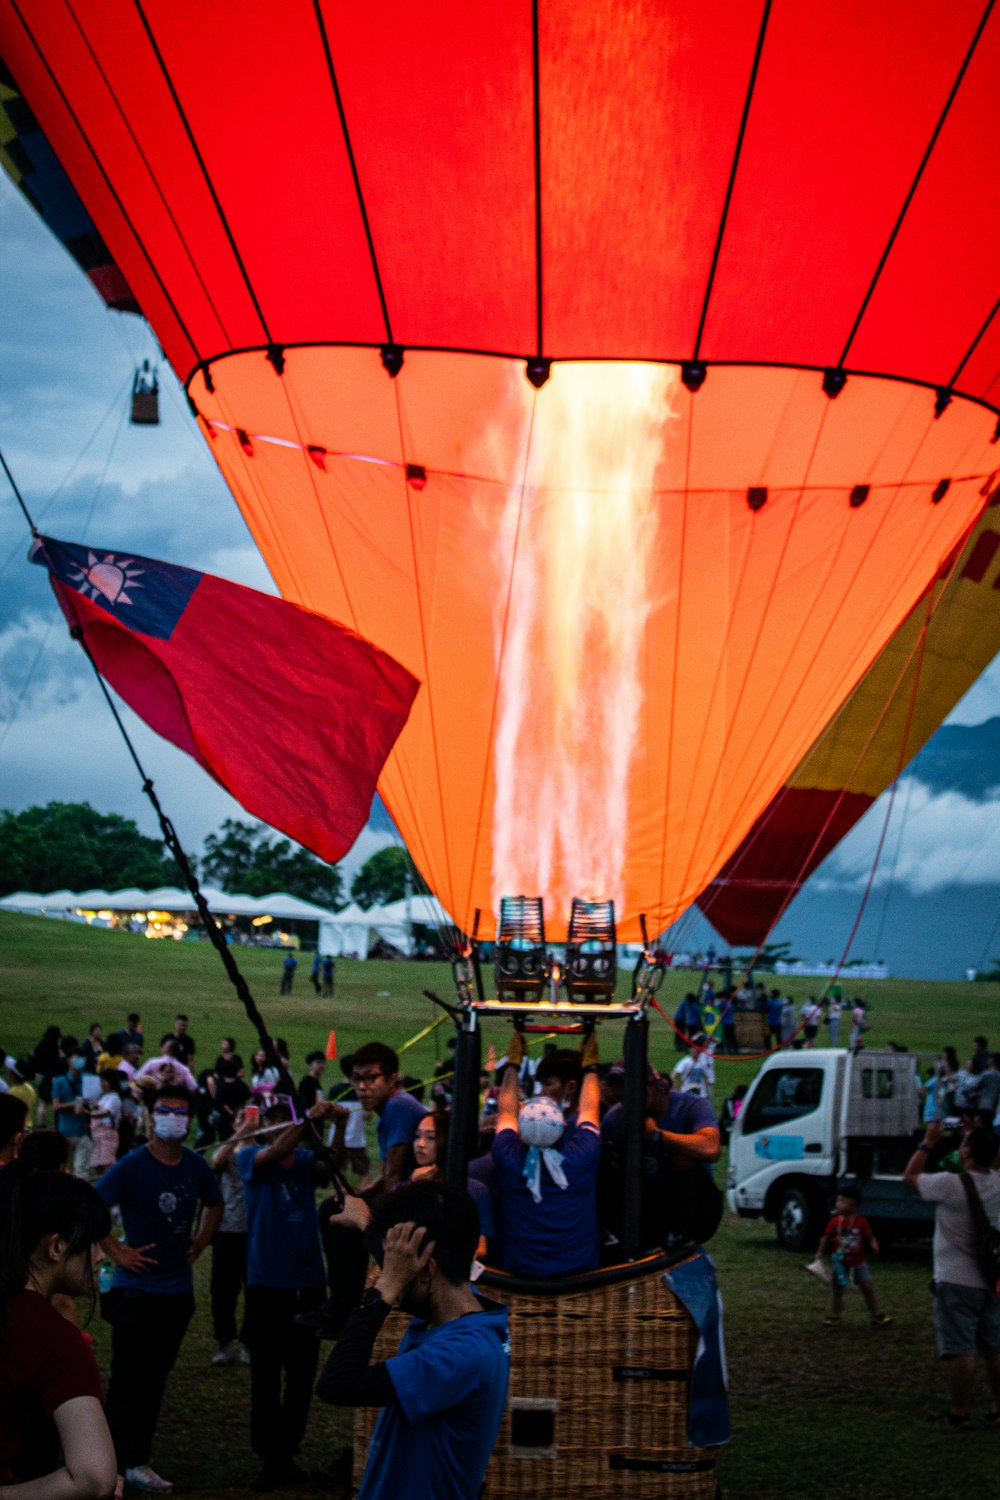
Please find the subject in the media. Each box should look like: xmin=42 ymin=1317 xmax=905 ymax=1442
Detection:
xmin=243 ymin=1285 xmax=324 ymax=1465
xmin=210 ymin=1231 xmax=248 ymax=1345
xmin=104 ymin=1290 xmax=195 ymax=1469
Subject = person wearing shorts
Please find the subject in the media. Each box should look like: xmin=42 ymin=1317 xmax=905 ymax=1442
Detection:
xmin=905 ymin=1120 xmax=1000 ymax=1429
xmin=816 ymin=1185 xmax=891 ymax=1328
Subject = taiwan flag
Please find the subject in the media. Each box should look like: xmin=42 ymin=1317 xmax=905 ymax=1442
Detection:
xmin=30 ymin=535 xmax=419 ymax=864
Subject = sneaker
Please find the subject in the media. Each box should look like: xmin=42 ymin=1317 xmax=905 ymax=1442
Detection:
xmin=125 ymin=1466 xmax=174 ymax=1492
xmin=822 ymin=1315 xmax=840 ymax=1327
xmin=239 ymin=1344 xmax=252 ymax=1365
xmin=211 ymin=1342 xmax=236 ymax=1366
xmin=870 ymin=1313 xmax=892 ymax=1326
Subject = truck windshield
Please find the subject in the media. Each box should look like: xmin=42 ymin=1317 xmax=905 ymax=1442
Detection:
xmin=742 ymin=1068 xmax=824 ymax=1133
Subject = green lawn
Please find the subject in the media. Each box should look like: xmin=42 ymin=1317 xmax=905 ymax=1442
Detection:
xmin=2 ymin=911 xmax=999 ymax=1499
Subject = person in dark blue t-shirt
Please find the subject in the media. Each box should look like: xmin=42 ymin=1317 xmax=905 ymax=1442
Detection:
xmin=317 ymin=1181 xmax=509 ymax=1500
xmin=491 ymin=1039 xmax=602 ymax=1277
xmin=600 ymin=1068 xmax=722 ymax=1249
xmin=97 ymin=1084 xmax=222 ymax=1493
xmin=236 ymin=1096 xmax=336 ymax=1491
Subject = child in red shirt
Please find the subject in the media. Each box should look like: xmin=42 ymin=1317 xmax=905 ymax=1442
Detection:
xmin=816 ymin=1184 xmax=891 ymax=1327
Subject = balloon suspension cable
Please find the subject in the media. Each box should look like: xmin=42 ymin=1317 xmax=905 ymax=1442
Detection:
xmin=0 ymin=446 xmax=39 ymax=535
xmin=65 ymin=621 xmax=286 ymax=1079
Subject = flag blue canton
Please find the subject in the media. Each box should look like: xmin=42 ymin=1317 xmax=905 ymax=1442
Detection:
xmin=31 ymin=536 xmax=202 ymax=642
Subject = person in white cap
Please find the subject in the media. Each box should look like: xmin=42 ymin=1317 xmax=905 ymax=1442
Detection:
xmin=491 ymin=1033 xmax=602 ymax=1277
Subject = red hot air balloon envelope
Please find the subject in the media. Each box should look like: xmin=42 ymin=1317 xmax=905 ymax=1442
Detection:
xmin=2 ymin=0 xmax=999 ymax=941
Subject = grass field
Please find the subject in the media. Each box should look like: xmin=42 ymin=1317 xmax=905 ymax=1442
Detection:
xmin=2 ymin=910 xmax=999 ymax=1499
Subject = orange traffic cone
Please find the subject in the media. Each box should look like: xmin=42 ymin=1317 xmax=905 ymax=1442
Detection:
xmin=325 ymin=1029 xmax=337 ymax=1060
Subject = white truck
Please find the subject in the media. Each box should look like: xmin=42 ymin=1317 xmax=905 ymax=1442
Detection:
xmin=726 ymin=1047 xmax=937 ymax=1250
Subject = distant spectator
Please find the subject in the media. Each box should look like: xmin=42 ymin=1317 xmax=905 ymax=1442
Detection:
xmin=298 ymin=1052 xmax=327 ymax=1112
xmin=719 ymin=1084 xmax=748 ymax=1146
xmin=18 ymin=1128 xmax=69 ymax=1173
xmin=209 ymin=1116 xmax=251 ymax=1369
xmin=5 ymin=1056 xmax=37 ymax=1124
xmin=801 ymin=997 xmax=823 ymax=1049
xmin=904 ymin=1121 xmax=1000 ymax=1429
xmin=825 ymin=995 xmax=842 ymax=1048
xmin=160 ymin=1015 xmax=196 ymax=1069
xmin=51 ymin=1049 xmax=91 ymax=1179
xmin=135 ymin=1042 xmax=198 ymax=1095
xmin=237 ymin=1097 xmax=334 ymax=1490
xmin=672 ymin=1035 xmax=716 ymax=1100
xmin=322 ymin=956 xmax=336 ymax=997
xmin=80 ymin=1023 xmax=104 ymax=1074
xmin=0 ymin=1093 xmax=27 ymax=1165
xmin=86 ymin=1069 xmax=123 ymax=1177
xmin=765 ymin=990 xmax=783 ymax=1046
xmin=780 ymin=996 xmax=797 ymax=1048
xmin=280 ymin=952 xmax=298 ymax=995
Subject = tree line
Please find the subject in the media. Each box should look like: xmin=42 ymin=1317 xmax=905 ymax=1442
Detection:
xmin=0 ymin=803 xmax=426 ymax=912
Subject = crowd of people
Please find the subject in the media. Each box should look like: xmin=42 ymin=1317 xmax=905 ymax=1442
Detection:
xmin=0 ymin=1006 xmax=727 ymax=1500
xmin=3 ymin=1000 xmax=999 ymax=1496
xmin=672 ymin=978 xmax=873 ymax=1054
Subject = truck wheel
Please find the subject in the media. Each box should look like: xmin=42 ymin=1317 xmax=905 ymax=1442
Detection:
xmin=775 ymin=1184 xmax=820 ymax=1252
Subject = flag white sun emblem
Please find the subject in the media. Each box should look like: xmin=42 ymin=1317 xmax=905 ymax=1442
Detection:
xmin=69 ymin=552 xmax=144 ymax=606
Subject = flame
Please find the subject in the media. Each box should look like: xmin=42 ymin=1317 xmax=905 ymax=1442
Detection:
xmin=491 ymin=363 xmax=678 ymax=924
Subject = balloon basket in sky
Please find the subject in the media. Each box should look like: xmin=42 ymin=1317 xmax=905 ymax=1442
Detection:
xmin=3 ymin=1 xmax=1000 ymax=949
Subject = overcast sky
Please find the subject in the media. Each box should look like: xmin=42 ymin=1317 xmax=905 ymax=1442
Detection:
xmin=2 ymin=169 xmax=999 ymax=959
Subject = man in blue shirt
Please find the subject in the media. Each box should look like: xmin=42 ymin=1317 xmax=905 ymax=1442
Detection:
xmin=317 ymin=1181 xmax=509 ymax=1500
xmin=51 ymin=1049 xmax=90 ymax=1178
xmin=601 ymin=1068 xmax=721 ymax=1248
xmin=491 ymin=1041 xmax=602 ymax=1277
xmin=343 ymin=1042 xmax=426 ymax=1194
xmin=97 ymin=1084 xmax=222 ymax=1493
xmin=236 ymin=1095 xmax=336 ymax=1490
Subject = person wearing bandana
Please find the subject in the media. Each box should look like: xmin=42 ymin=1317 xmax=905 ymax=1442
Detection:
xmin=491 ymin=1035 xmax=602 ymax=1277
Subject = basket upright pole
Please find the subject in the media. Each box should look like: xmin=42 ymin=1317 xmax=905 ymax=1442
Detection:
xmin=622 ymin=1013 xmax=649 ymax=1257
xmin=444 ymin=1015 xmax=481 ymax=1188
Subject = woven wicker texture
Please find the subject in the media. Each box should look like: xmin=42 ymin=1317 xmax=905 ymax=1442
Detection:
xmin=354 ymin=1262 xmax=716 ymax=1498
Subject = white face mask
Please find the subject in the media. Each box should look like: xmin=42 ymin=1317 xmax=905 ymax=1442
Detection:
xmin=152 ymin=1113 xmax=189 ymax=1141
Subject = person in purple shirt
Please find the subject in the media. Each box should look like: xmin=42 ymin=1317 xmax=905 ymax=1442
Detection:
xmin=601 ymin=1067 xmax=722 ymax=1249
xmin=492 ymin=1039 xmax=602 ymax=1277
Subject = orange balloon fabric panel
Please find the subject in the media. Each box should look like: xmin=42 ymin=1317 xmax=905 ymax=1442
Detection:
xmin=189 ymin=352 xmax=998 ymax=938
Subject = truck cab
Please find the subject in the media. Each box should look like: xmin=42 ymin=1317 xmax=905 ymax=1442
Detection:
xmin=726 ymin=1048 xmax=936 ymax=1250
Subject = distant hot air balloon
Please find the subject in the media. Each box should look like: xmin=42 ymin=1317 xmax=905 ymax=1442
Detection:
xmin=3 ymin=0 xmax=999 ymax=941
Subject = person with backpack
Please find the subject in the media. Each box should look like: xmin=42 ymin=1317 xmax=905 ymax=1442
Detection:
xmin=903 ymin=1120 xmax=1000 ymax=1429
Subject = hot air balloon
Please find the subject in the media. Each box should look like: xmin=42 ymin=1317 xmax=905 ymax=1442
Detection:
xmin=7 ymin=6 xmax=1000 ymax=1491
xmin=2 ymin=1 xmax=999 ymax=947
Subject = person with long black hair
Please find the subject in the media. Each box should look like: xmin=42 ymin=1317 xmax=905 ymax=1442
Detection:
xmin=0 ymin=1163 xmax=117 ymax=1499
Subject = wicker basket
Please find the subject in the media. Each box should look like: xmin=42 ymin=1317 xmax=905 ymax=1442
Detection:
xmin=354 ymin=1252 xmax=716 ymax=1498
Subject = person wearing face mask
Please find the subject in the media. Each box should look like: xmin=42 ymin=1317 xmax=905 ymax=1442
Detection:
xmin=95 ymin=1086 xmax=223 ymax=1494
xmin=50 ymin=1050 xmax=91 ymax=1180
xmin=316 ymin=1182 xmax=510 ymax=1500
xmin=0 ymin=1165 xmax=118 ymax=1500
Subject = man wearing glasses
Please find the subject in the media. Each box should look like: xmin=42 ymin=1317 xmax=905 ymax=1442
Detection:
xmin=97 ymin=1084 xmax=223 ymax=1493
xmin=308 ymin=1044 xmax=427 ymax=1341
xmin=343 ymin=1043 xmax=427 ymax=1196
